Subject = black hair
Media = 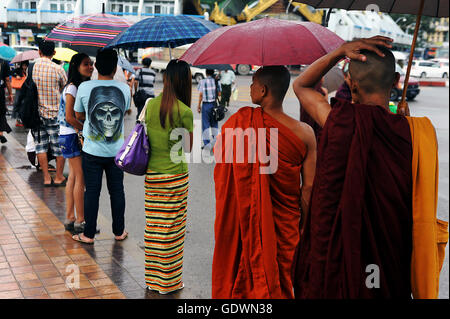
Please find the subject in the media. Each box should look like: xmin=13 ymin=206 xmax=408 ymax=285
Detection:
xmin=206 ymin=69 xmax=215 ymax=76
xmin=254 ymin=66 xmax=291 ymax=102
xmin=95 ymin=48 xmax=118 ymax=76
xmin=160 ymin=59 xmax=192 ymax=128
xmin=38 ymin=40 xmax=55 ymax=57
xmin=67 ymin=53 xmax=91 ymax=88
xmin=142 ymin=57 xmax=152 ymax=68
xmin=349 ymin=46 xmax=396 ymax=94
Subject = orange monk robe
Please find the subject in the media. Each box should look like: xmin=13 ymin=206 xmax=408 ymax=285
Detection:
xmin=407 ymin=117 xmax=449 ymax=299
xmin=212 ymin=107 xmax=306 ymax=299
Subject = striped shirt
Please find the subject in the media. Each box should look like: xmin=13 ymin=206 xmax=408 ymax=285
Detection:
xmin=197 ymin=76 xmax=221 ymax=103
xmin=136 ymin=67 xmax=156 ymax=97
xmin=32 ymin=57 xmax=67 ymax=119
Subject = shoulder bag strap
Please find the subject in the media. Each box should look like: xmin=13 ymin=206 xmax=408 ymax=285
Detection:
xmin=138 ymin=97 xmax=152 ymax=123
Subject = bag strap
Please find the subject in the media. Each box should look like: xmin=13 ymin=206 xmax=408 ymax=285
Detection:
xmin=137 ymin=97 xmax=152 ymax=123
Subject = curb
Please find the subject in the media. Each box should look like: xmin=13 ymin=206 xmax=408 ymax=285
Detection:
xmin=418 ymin=80 xmax=448 ymax=87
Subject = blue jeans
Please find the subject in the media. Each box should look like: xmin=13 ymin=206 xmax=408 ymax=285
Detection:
xmin=82 ymin=152 xmax=125 ymax=239
xmin=201 ymin=102 xmax=218 ymax=147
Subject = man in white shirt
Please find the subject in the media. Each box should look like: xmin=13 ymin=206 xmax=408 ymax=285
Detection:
xmin=219 ymin=69 xmax=235 ymax=108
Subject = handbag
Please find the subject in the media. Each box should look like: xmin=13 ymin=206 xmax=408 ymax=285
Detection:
xmin=212 ymin=103 xmax=225 ymax=122
xmin=11 ymin=76 xmax=26 ymax=89
xmin=211 ymin=78 xmax=225 ymax=122
xmin=115 ymin=100 xmax=151 ymax=175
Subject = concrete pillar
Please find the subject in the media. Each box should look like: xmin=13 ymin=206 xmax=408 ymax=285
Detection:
xmin=174 ymin=0 xmax=181 ymax=15
xmin=138 ymin=0 xmax=144 ymax=20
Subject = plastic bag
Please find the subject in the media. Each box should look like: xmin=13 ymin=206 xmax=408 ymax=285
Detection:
xmin=232 ymin=86 xmax=238 ymax=101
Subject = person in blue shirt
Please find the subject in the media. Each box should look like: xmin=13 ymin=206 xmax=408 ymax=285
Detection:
xmin=197 ymin=69 xmax=221 ymax=149
xmin=72 ymin=49 xmax=131 ymax=244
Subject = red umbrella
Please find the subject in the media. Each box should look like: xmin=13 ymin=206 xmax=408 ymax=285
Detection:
xmin=180 ymin=17 xmax=345 ymax=66
xmin=11 ymin=50 xmax=40 ymax=63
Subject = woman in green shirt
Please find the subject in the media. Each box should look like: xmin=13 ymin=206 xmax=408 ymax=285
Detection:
xmin=144 ymin=60 xmax=193 ymax=294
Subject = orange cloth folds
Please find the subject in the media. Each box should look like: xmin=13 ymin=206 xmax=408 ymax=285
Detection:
xmin=407 ymin=116 xmax=449 ymax=299
xmin=212 ymin=107 xmax=306 ymax=299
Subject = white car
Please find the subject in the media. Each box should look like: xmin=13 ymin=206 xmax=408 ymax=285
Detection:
xmin=11 ymin=45 xmax=38 ymax=53
xmin=150 ymin=60 xmax=206 ymax=83
xmin=408 ymin=60 xmax=448 ymax=78
xmin=432 ymin=59 xmax=449 ymax=78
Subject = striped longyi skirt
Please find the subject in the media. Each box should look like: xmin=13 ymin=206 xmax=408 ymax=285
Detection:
xmin=144 ymin=170 xmax=189 ymax=294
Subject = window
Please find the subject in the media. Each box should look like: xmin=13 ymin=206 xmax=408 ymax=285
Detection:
xmin=124 ymin=5 xmax=130 ymax=13
xmin=50 ymin=3 xmax=57 ymax=11
xmin=60 ymin=3 xmax=64 ymax=11
xmin=133 ymin=6 xmax=138 ymax=14
xmin=111 ymin=4 xmax=124 ymax=12
xmin=24 ymin=2 xmax=30 ymax=10
xmin=30 ymin=1 xmax=36 ymax=9
xmin=169 ymin=6 xmax=174 ymax=14
xmin=18 ymin=1 xmax=23 ymax=9
xmin=155 ymin=5 xmax=161 ymax=14
xmin=145 ymin=6 xmax=153 ymax=14
xmin=66 ymin=3 xmax=72 ymax=11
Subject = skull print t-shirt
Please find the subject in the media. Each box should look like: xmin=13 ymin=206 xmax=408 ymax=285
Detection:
xmin=74 ymin=80 xmax=131 ymax=157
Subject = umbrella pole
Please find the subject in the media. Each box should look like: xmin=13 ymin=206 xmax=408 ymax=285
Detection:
xmin=169 ymin=43 xmax=172 ymax=60
xmin=398 ymin=0 xmax=424 ymax=115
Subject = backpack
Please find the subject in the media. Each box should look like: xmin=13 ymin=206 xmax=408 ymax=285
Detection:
xmin=133 ymin=69 xmax=153 ymax=108
xmin=16 ymin=63 xmax=41 ymax=133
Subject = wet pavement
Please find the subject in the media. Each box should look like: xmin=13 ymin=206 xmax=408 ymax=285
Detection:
xmin=1 ymin=74 xmax=448 ymax=299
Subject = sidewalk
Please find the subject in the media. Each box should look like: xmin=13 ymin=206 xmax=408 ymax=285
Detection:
xmin=0 ymin=134 xmax=185 ymax=299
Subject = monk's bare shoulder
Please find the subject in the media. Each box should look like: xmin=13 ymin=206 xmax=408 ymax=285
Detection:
xmin=293 ymin=121 xmax=316 ymax=151
xmin=278 ymin=113 xmax=316 ymax=149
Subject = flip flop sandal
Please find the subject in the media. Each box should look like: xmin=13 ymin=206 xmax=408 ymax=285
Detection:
xmin=44 ymin=178 xmax=53 ymax=187
xmin=115 ymin=231 xmax=128 ymax=241
xmin=72 ymin=233 xmax=94 ymax=244
xmin=53 ymin=179 xmax=67 ymax=187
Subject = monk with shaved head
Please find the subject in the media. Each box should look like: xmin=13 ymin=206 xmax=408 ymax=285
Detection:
xmin=292 ymin=36 xmax=447 ymax=299
xmin=213 ymin=66 xmax=317 ymax=298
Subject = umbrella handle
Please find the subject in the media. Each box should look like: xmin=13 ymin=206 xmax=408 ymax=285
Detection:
xmin=399 ymin=0 xmax=424 ymax=116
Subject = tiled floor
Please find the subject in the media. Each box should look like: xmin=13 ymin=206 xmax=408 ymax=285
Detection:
xmin=0 ymin=155 xmax=127 ymax=299
xmin=0 ymin=134 xmax=188 ymax=299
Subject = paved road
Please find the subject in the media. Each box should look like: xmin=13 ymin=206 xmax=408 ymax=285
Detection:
xmin=6 ymin=74 xmax=449 ymax=299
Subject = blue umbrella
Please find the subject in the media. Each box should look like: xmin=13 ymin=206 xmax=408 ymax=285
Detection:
xmin=0 ymin=46 xmax=17 ymax=61
xmin=118 ymin=55 xmax=135 ymax=74
xmin=106 ymin=15 xmax=220 ymax=59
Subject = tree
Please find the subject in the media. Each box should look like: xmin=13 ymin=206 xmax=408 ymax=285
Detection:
xmin=390 ymin=13 xmax=439 ymax=47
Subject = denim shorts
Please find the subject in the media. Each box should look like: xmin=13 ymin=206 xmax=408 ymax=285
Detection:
xmin=58 ymin=133 xmax=81 ymax=159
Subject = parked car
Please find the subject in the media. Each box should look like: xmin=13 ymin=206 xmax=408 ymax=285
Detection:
xmin=391 ymin=64 xmax=420 ymax=101
xmin=432 ymin=58 xmax=449 ymax=78
xmin=230 ymin=64 xmax=260 ymax=75
xmin=408 ymin=60 xmax=448 ymax=78
xmin=150 ymin=60 xmax=207 ymax=83
xmin=11 ymin=45 xmax=38 ymax=53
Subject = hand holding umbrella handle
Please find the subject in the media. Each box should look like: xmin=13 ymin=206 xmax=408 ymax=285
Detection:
xmin=397 ymin=100 xmax=410 ymax=116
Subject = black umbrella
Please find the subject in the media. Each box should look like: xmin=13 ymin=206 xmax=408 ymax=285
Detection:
xmin=298 ymin=0 xmax=449 ymax=113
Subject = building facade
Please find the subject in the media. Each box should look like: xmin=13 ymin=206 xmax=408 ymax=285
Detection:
xmin=428 ymin=17 xmax=449 ymax=45
xmin=0 ymin=0 xmax=183 ymax=45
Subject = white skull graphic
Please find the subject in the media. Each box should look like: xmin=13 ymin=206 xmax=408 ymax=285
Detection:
xmin=94 ymin=103 xmax=121 ymax=138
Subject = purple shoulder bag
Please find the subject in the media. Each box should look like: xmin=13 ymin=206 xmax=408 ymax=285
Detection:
xmin=115 ymin=99 xmax=151 ymax=175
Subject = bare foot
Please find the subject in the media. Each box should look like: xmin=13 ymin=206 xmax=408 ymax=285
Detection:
xmin=115 ymin=231 xmax=128 ymax=241
xmin=72 ymin=233 xmax=94 ymax=244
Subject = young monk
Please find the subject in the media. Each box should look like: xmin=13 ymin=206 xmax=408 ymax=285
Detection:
xmin=292 ymin=36 xmax=447 ymax=299
xmin=212 ymin=66 xmax=317 ymax=299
